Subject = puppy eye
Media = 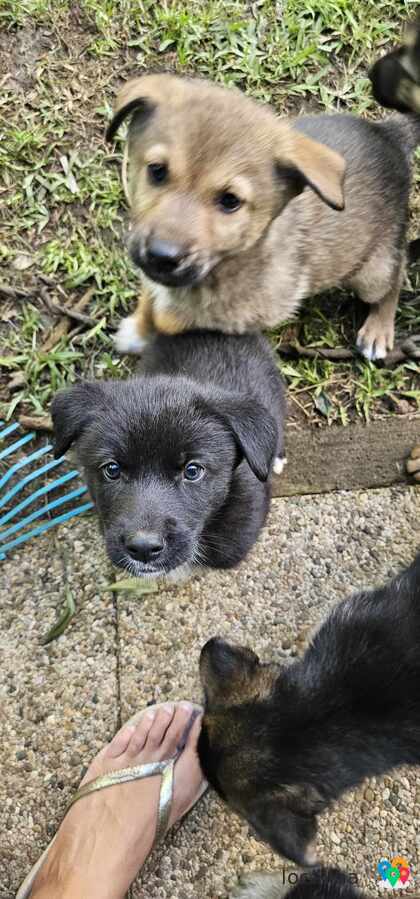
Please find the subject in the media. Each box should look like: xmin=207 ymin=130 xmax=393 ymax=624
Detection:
xmin=147 ymin=162 xmax=168 ymax=185
xmin=216 ymin=191 xmax=242 ymax=214
xmin=183 ymin=461 xmax=205 ymax=482
xmin=101 ymin=461 xmax=121 ymax=481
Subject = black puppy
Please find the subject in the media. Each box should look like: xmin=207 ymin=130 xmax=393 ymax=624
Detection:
xmin=52 ymin=331 xmax=285 ymax=579
xmin=232 ymin=867 xmax=365 ymax=899
xmin=198 ymin=552 xmax=420 ymax=865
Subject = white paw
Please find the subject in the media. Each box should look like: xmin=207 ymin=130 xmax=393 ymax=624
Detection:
xmin=114 ymin=315 xmax=149 ymax=354
xmin=232 ymin=872 xmax=287 ymax=899
xmin=356 ymin=335 xmax=387 ymax=361
xmin=273 ymin=456 xmax=287 ymax=476
xmin=356 ymin=319 xmax=394 ymax=362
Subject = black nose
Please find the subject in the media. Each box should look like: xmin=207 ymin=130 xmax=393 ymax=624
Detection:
xmin=125 ymin=530 xmax=165 ymax=563
xmin=146 ymin=238 xmax=185 ymax=272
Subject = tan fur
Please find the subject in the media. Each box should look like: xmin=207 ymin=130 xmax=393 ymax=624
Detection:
xmin=108 ymin=73 xmax=407 ymax=357
xmin=407 ymin=445 xmax=420 ymax=480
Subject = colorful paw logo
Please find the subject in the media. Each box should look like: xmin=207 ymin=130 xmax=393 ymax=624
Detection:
xmin=377 ymin=857 xmax=411 ymax=889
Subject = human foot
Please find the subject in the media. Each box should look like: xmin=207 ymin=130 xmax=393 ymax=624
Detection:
xmin=26 ymin=702 xmax=206 ymax=899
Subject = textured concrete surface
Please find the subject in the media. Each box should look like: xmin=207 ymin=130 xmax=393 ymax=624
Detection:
xmin=1 ymin=486 xmax=419 ymax=898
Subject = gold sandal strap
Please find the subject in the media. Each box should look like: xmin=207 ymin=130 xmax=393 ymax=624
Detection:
xmin=66 ymin=757 xmax=176 ymax=846
xmin=155 ymin=758 xmax=174 ymax=844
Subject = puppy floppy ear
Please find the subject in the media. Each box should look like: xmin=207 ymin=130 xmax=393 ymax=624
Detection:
xmin=247 ymin=795 xmax=319 ymax=866
xmin=106 ymin=74 xmax=173 ymax=142
xmin=51 ymin=382 xmax=105 ymax=458
xmin=276 ymin=125 xmax=346 ymax=211
xmin=214 ymin=397 xmax=279 ymax=482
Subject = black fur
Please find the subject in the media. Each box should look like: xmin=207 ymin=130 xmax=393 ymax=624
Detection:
xmin=369 ymin=19 xmax=420 ymax=115
xmin=198 ymin=553 xmax=420 ymax=865
xmin=280 ymin=867 xmax=365 ymax=899
xmin=51 ymin=330 xmax=285 ymax=578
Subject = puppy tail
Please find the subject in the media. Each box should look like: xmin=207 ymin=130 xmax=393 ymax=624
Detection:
xmin=369 ymin=18 xmax=420 ymax=116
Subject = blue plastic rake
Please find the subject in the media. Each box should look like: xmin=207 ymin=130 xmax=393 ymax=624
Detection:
xmin=0 ymin=421 xmax=94 ymax=561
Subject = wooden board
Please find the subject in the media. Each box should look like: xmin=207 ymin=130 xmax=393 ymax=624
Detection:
xmin=273 ymin=417 xmax=420 ymax=496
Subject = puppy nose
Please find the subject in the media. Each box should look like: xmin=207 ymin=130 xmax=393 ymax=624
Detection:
xmin=146 ymin=238 xmax=185 ymax=272
xmin=125 ymin=530 xmax=165 ymax=563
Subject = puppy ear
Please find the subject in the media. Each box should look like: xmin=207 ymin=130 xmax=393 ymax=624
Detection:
xmin=51 ymin=382 xmax=105 ymax=459
xmin=106 ymin=74 xmax=172 ymax=142
xmin=215 ymin=397 xmax=279 ymax=482
xmin=276 ymin=126 xmax=346 ymax=211
xmin=201 ymin=637 xmax=260 ymax=683
xmin=247 ymin=796 xmax=318 ymax=866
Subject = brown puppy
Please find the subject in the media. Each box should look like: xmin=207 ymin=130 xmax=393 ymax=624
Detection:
xmin=107 ymin=47 xmax=420 ymax=362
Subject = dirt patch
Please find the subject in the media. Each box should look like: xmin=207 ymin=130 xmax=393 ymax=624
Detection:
xmin=0 ymin=24 xmax=55 ymax=91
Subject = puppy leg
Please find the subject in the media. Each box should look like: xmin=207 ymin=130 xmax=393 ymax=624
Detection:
xmin=153 ymin=307 xmax=190 ymax=335
xmin=233 ymin=872 xmax=289 ymax=899
xmin=352 ymin=254 xmax=404 ymax=361
xmin=356 ymin=287 xmax=399 ymax=360
xmin=114 ymin=292 xmax=155 ymax=354
xmin=273 ymin=422 xmax=287 ymax=476
xmin=406 ymin=445 xmax=420 ymax=481
xmin=273 ymin=456 xmax=287 ymax=476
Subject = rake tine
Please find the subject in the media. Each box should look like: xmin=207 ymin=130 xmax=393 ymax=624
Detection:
xmin=0 ymin=422 xmax=21 ymax=440
xmin=0 ymin=443 xmax=54 ymax=492
xmin=0 ymin=501 xmax=94 ymax=560
xmin=0 ymin=486 xmax=89 ymax=541
xmin=0 ymin=432 xmax=38 ymax=462
xmin=0 ymin=461 xmax=77 ymax=513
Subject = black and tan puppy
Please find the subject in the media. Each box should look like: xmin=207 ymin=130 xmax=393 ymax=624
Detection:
xmin=370 ymin=17 xmax=420 ymax=115
xmin=107 ymin=25 xmax=420 ymax=362
xmin=232 ymin=867 xmax=365 ymax=899
xmin=198 ymin=552 xmax=420 ymax=866
xmin=51 ymin=331 xmax=285 ymax=580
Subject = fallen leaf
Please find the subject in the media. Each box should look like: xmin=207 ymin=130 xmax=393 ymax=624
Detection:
xmin=42 ymin=587 xmax=76 ymax=644
xmin=104 ymin=578 xmax=158 ymax=595
xmin=12 ymin=253 xmax=34 ymax=271
xmin=314 ymin=390 xmax=333 ymax=418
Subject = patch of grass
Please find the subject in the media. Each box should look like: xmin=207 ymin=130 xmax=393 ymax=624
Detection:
xmin=0 ymin=0 xmax=419 ymax=424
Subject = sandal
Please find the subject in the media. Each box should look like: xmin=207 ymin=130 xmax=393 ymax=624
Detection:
xmin=16 ymin=703 xmax=207 ymax=899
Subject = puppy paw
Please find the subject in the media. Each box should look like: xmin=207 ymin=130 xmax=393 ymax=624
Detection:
xmin=114 ymin=315 xmax=149 ymax=354
xmin=232 ymin=872 xmax=287 ymax=899
xmin=273 ymin=456 xmax=287 ymax=476
xmin=406 ymin=445 xmax=420 ymax=482
xmin=356 ymin=315 xmax=394 ymax=361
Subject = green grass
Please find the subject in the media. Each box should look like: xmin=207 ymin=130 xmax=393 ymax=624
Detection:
xmin=1 ymin=0 xmax=419 ymax=424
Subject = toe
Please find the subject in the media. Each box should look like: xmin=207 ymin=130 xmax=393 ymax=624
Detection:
xmin=144 ymin=703 xmax=176 ymax=752
xmin=160 ymin=702 xmax=195 ymax=757
xmin=106 ymin=724 xmax=137 ymax=760
xmin=125 ymin=708 xmax=157 ymax=757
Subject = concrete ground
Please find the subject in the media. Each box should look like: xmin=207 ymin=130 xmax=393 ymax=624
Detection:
xmin=1 ymin=485 xmax=419 ymax=899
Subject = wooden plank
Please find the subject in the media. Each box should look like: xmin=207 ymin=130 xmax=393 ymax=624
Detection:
xmin=273 ymin=417 xmax=420 ymax=496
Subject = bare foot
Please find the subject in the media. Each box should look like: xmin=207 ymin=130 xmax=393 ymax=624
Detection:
xmin=30 ymin=702 xmax=206 ymax=899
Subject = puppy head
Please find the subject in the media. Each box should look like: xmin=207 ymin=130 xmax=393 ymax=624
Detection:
xmin=107 ymin=75 xmax=345 ymax=288
xmin=198 ymin=637 xmax=324 ymax=866
xmin=51 ymin=377 xmax=277 ymax=577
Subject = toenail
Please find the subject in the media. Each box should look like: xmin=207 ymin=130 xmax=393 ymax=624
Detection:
xmin=146 ymin=709 xmax=156 ymax=720
xmin=163 ymin=703 xmax=174 ymax=715
xmin=180 ymin=701 xmax=193 ymax=712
